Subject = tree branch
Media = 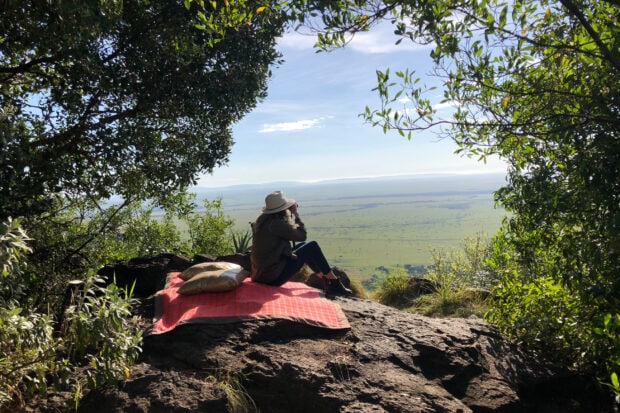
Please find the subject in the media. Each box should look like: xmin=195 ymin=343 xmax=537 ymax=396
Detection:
xmin=559 ymin=0 xmax=620 ymax=71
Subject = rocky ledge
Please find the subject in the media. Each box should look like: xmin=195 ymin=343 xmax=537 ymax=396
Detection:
xmin=71 ymin=254 xmax=613 ymax=412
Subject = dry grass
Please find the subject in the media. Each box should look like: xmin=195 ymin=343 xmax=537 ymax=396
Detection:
xmin=408 ymin=288 xmax=489 ymax=318
xmin=207 ymin=369 xmax=257 ymax=413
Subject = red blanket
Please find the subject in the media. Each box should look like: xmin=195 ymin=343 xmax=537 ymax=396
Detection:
xmin=149 ymin=272 xmax=350 ymax=335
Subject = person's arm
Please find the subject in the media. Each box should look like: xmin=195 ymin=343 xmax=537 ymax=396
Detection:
xmin=269 ymin=216 xmax=307 ymax=242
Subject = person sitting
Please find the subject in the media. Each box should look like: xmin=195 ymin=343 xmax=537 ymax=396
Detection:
xmin=250 ymin=191 xmax=352 ymax=296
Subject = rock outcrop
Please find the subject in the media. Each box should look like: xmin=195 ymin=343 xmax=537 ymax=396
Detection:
xmin=78 ymin=255 xmax=610 ymax=412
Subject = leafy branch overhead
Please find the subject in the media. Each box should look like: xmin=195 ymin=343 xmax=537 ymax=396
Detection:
xmin=0 ymin=0 xmax=285 ymax=220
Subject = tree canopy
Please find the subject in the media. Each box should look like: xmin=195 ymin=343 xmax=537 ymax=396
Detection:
xmin=0 ymin=0 xmax=285 ymax=220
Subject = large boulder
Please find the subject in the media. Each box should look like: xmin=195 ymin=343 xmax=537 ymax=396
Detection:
xmin=77 ymin=256 xmax=613 ymax=412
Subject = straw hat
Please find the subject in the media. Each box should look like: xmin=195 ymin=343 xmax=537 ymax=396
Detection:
xmin=262 ymin=191 xmax=296 ymax=214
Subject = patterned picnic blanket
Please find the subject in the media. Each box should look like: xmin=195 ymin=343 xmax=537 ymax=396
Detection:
xmin=149 ymin=272 xmax=350 ymax=335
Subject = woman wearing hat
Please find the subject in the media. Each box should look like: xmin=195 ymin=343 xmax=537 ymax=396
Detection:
xmin=250 ymin=191 xmax=352 ymax=295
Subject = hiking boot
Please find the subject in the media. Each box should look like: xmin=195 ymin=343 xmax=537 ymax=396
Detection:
xmin=327 ymin=278 xmax=352 ymax=296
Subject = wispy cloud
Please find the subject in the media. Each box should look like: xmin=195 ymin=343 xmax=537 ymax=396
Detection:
xmin=434 ymin=100 xmax=458 ymax=110
xmin=277 ymin=23 xmax=432 ymax=54
xmin=277 ymin=32 xmax=317 ymax=50
xmin=259 ymin=118 xmax=322 ymax=133
xmin=348 ymin=27 xmax=427 ymax=54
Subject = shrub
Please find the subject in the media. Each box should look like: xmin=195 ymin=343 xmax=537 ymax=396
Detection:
xmin=375 ymin=234 xmax=493 ymax=316
xmin=484 ymin=227 xmax=620 ymax=390
xmin=185 ymin=198 xmax=234 ymax=256
xmin=0 ymin=304 xmax=56 ymax=406
xmin=232 ymin=229 xmax=252 ymax=254
xmin=374 ymin=267 xmax=415 ymax=309
xmin=60 ymin=274 xmax=142 ymax=390
xmin=0 ymin=220 xmax=142 ymax=409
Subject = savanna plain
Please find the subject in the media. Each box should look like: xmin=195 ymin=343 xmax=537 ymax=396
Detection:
xmin=195 ymin=173 xmax=507 ymax=283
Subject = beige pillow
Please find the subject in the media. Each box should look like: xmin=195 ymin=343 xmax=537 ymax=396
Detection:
xmin=177 ymin=267 xmax=249 ymax=295
xmin=179 ymin=262 xmax=242 ymax=281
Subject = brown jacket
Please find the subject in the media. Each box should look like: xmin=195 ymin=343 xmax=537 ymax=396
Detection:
xmin=250 ymin=212 xmax=307 ymax=284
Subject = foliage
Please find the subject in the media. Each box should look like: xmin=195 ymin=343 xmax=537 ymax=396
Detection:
xmin=376 ymin=234 xmax=492 ymax=315
xmin=0 ymin=0 xmax=285 ymax=221
xmin=60 ymin=274 xmax=142 ymax=392
xmin=0 ymin=304 xmax=57 ymax=406
xmin=0 ymin=218 xmax=32 ymax=302
xmin=186 ymin=198 xmax=235 ymax=256
xmin=184 ymin=0 xmax=274 ymax=47
xmin=593 ymin=314 xmax=620 ymax=400
xmin=485 ymin=220 xmax=618 ymax=380
xmin=17 ymin=192 xmax=236 ymax=314
xmin=0 ymin=218 xmax=31 ymax=277
xmin=109 ymin=208 xmax=186 ymax=259
xmin=485 ymin=272 xmax=583 ymax=360
xmin=232 ymin=229 xmax=253 ymax=253
xmin=289 ymin=0 xmax=619 ymax=390
xmin=0 ymin=225 xmax=54 ymax=405
xmin=0 ymin=6 xmax=286 ymax=398
xmin=0 ymin=221 xmax=141 ymax=409
xmin=374 ymin=267 xmax=416 ymax=309
xmin=425 ymin=248 xmax=473 ymax=306
xmin=426 ymin=233 xmax=494 ymax=298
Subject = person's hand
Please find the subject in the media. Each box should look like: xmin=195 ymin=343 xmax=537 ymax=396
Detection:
xmin=290 ymin=203 xmax=299 ymax=218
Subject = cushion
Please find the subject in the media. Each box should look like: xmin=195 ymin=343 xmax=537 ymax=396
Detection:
xmin=177 ymin=267 xmax=249 ymax=295
xmin=179 ymin=261 xmax=242 ymax=281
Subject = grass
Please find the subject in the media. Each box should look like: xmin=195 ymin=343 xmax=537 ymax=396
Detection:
xmin=373 ymin=234 xmax=494 ymax=318
xmin=204 ymin=175 xmax=506 ymax=282
xmin=207 ymin=369 xmax=257 ymax=413
xmin=407 ymin=288 xmax=489 ymax=318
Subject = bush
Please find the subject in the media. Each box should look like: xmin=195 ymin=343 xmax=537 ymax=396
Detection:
xmin=60 ymin=274 xmax=142 ymax=391
xmin=485 ymin=227 xmax=620 ymax=390
xmin=374 ymin=267 xmax=416 ymax=309
xmin=376 ymin=234 xmax=493 ymax=317
xmin=185 ymin=198 xmax=235 ymax=256
xmin=0 ymin=220 xmax=142 ymax=409
xmin=0 ymin=304 xmax=56 ymax=406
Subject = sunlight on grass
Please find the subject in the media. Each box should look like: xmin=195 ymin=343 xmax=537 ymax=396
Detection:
xmin=373 ymin=234 xmax=494 ymax=318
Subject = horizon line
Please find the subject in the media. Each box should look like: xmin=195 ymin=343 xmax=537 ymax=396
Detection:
xmin=194 ymin=169 xmax=507 ymax=190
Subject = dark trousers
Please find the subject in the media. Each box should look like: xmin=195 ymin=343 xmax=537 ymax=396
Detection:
xmin=268 ymin=241 xmax=331 ymax=286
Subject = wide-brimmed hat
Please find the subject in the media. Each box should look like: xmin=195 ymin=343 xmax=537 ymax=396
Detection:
xmin=262 ymin=191 xmax=296 ymax=214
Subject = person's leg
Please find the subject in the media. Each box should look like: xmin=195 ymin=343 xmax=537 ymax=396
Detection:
xmin=268 ymin=241 xmax=330 ymax=286
xmin=293 ymin=241 xmax=352 ymax=295
xmin=269 ymin=241 xmax=352 ymax=295
xmin=267 ymin=255 xmax=306 ymax=286
xmin=292 ymin=241 xmax=332 ymax=275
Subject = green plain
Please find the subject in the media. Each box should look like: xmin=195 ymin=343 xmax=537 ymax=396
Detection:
xmin=195 ymin=173 xmax=508 ymax=282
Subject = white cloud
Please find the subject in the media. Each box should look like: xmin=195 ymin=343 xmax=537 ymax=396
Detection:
xmin=276 ymin=32 xmax=317 ymax=50
xmin=433 ymin=100 xmax=458 ymax=110
xmin=259 ymin=118 xmax=322 ymax=133
xmin=277 ymin=22 xmax=431 ymax=54
xmin=348 ymin=30 xmax=405 ymax=54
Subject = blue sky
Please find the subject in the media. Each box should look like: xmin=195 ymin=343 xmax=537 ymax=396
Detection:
xmin=197 ymin=25 xmax=507 ymax=188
